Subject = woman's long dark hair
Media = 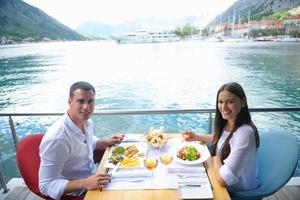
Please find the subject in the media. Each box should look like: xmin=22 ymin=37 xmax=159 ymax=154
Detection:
xmin=210 ymin=82 xmax=259 ymax=163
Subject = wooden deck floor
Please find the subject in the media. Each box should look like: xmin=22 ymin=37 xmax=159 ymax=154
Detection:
xmin=264 ymin=186 xmax=300 ymax=200
xmin=1 ymin=185 xmax=300 ymax=200
xmin=2 ymin=186 xmax=43 ymax=200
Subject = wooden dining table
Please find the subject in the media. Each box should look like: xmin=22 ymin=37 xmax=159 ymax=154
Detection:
xmin=84 ymin=134 xmax=231 ymax=200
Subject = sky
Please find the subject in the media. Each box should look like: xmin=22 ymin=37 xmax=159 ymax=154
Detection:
xmin=23 ymin=0 xmax=237 ymax=28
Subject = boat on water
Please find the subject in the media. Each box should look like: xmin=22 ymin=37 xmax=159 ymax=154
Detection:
xmin=204 ymin=36 xmax=224 ymax=42
xmin=253 ymin=36 xmax=276 ymax=42
xmin=222 ymin=36 xmax=251 ymax=43
xmin=273 ymin=36 xmax=299 ymax=42
xmin=111 ymin=30 xmax=180 ymax=44
xmin=254 ymin=36 xmax=299 ymax=42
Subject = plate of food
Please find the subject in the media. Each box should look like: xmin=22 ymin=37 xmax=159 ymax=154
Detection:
xmin=105 ymin=144 xmax=145 ymax=168
xmin=174 ymin=142 xmax=210 ymax=165
xmin=144 ymin=129 xmax=168 ymax=149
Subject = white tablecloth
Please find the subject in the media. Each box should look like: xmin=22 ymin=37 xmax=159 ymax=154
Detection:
xmin=103 ymin=138 xmax=210 ymax=190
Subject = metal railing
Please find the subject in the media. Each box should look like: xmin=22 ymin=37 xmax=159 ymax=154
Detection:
xmin=1 ymin=107 xmax=300 ymax=193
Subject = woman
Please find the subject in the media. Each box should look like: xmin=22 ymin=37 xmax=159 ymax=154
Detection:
xmin=183 ymin=82 xmax=260 ymax=191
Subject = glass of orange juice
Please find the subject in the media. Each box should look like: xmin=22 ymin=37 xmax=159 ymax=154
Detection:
xmin=159 ymin=154 xmax=173 ymax=165
xmin=158 ymin=142 xmax=173 ymax=165
xmin=143 ymin=149 xmax=158 ymax=176
xmin=143 ymin=158 xmax=158 ymax=170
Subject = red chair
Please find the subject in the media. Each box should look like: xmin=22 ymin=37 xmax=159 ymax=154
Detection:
xmin=16 ymin=133 xmax=104 ymax=200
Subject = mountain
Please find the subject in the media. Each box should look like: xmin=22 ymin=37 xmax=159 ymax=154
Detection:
xmin=209 ymin=0 xmax=300 ymax=25
xmin=76 ymin=22 xmax=114 ymax=38
xmin=0 ymin=0 xmax=85 ymax=43
xmin=76 ymin=16 xmax=202 ymax=37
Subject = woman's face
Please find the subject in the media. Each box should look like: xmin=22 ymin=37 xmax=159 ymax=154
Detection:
xmin=217 ymin=90 xmax=243 ymax=123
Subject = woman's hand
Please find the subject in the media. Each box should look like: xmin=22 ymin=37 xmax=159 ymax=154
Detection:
xmin=182 ymin=131 xmax=214 ymax=143
xmin=182 ymin=130 xmax=198 ymax=141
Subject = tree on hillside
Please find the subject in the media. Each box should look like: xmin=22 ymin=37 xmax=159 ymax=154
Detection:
xmin=268 ymin=11 xmax=291 ymax=20
xmin=174 ymin=24 xmax=198 ymax=37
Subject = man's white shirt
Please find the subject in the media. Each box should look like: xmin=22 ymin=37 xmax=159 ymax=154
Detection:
xmin=39 ymin=113 xmax=98 ymax=199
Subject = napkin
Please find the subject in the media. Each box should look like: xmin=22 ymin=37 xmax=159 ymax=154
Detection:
xmin=110 ymin=168 xmax=152 ymax=178
xmin=178 ymin=183 xmax=213 ymax=199
xmin=166 ymin=166 xmax=205 ymax=174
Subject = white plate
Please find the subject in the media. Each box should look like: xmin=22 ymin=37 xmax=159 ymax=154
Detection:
xmin=104 ymin=143 xmax=145 ymax=168
xmin=174 ymin=142 xmax=210 ymax=165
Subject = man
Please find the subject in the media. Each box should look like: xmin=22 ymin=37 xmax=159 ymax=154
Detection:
xmin=39 ymin=81 xmax=124 ymax=199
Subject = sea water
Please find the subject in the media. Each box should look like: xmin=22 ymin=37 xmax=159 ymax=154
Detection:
xmin=0 ymin=41 xmax=299 ymax=182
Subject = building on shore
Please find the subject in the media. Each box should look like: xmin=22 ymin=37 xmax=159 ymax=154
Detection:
xmin=284 ymin=14 xmax=300 ymax=33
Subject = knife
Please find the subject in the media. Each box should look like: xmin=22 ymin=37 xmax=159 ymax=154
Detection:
xmin=178 ymin=181 xmax=204 ymax=187
xmin=179 ymin=183 xmax=202 ymax=187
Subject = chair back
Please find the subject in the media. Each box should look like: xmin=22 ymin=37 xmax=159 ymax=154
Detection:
xmin=16 ymin=134 xmax=53 ymax=199
xmin=230 ymin=130 xmax=298 ymax=200
xmin=16 ymin=133 xmax=88 ymax=200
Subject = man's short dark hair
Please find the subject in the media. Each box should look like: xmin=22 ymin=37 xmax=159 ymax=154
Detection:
xmin=69 ymin=81 xmax=95 ymax=97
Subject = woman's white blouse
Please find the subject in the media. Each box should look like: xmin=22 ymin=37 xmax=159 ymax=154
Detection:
xmin=39 ymin=113 xmax=99 ymax=199
xmin=216 ymin=124 xmax=260 ymax=191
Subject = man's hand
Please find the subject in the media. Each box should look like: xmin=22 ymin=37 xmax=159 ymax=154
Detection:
xmin=96 ymin=134 xmax=124 ymax=150
xmin=110 ymin=134 xmax=125 ymax=146
xmin=64 ymin=173 xmax=111 ymax=194
xmin=82 ymin=173 xmax=111 ymax=190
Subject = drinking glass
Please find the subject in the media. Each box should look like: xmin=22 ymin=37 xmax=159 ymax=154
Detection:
xmin=158 ymin=138 xmax=172 ymax=165
xmin=143 ymin=158 xmax=158 ymax=171
xmin=159 ymin=154 xmax=173 ymax=165
xmin=143 ymin=149 xmax=158 ymax=174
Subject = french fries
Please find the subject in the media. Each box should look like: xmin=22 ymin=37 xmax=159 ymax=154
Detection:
xmin=120 ymin=156 xmax=140 ymax=168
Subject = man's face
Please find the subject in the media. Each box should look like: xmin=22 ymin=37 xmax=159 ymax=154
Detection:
xmin=68 ymin=89 xmax=95 ymax=124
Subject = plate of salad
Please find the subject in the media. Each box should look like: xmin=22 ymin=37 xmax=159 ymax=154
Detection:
xmin=174 ymin=142 xmax=210 ymax=165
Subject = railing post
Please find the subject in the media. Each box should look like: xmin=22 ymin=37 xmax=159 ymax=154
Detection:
xmin=207 ymin=113 xmax=212 ymax=134
xmin=0 ymin=168 xmax=9 ymax=193
xmin=9 ymin=116 xmax=18 ymax=150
